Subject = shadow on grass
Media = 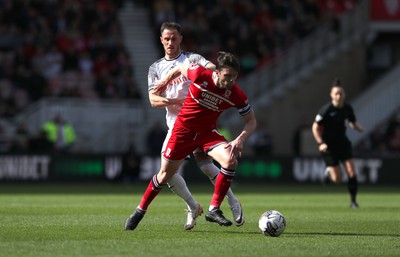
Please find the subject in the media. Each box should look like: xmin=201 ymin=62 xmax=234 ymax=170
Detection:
xmin=285 ymin=232 xmax=400 ymax=237
xmin=188 ymin=230 xmax=400 ymax=238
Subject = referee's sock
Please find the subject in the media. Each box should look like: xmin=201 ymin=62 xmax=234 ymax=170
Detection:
xmin=347 ymin=176 xmax=358 ymax=203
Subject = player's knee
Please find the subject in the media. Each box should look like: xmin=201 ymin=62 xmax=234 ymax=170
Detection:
xmin=157 ymin=171 xmax=172 ymax=184
xmin=223 ymin=158 xmax=238 ymax=170
xmin=331 ymin=174 xmax=342 ymax=184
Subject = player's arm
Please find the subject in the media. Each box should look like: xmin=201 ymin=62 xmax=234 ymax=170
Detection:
xmin=148 ymin=90 xmax=184 ymax=108
xmin=149 ymin=64 xmax=190 ymax=108
xmin=349 ymin=121 xmax=364 ymax=132
xmin=312 ymin=122 xmax=328 ymax=152
xmin=227 ymin=109 xmax=257 ymax=159
xmin=152 ymin=64 xmax=190 ymax=94
xmin=204 ymin=62 xmax=216 ymax=70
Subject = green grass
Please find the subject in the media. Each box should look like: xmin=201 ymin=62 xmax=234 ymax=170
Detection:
xmin=0 ymin=183 xmax=399 ymax=257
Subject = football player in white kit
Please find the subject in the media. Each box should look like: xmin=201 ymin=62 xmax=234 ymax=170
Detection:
xmin=146 ymin=22 xmax=244 ymax=230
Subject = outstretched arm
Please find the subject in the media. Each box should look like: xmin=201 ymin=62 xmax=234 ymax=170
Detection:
xmin=349 ymin=121 xmax=364 ymax=132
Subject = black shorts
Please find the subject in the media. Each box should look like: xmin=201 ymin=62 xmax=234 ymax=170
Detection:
xmin=321 ymin=139 xmax=353 ymax=166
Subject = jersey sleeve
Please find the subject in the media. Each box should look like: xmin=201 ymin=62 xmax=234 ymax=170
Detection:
xmin=186 ymin=63 xmax=206 ymax=82
xmin=315 ymin=103 xmax=329 ymax=124
xmin=187 ymin=53 xmax=211 ymax=68
xmin=147 ymin=63 xmax=159 ymax=92
xmin=234 ymin=86 xmax=252 ymax=116
xmin=347 ymin=104 xmax=357 ymax=123
xmin=315 ymin=112 xmax=324 ymax=124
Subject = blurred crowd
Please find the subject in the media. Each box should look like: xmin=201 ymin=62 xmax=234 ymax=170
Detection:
xmin=355 ymin=109 xmax=400 ymax=156
xmin=2 ymin=0 xmax=399 ymax=157
xmin=146 ymin=0 xmax=357 ymax=75
xmin=0 ymin=0 xmax=142 ymax=118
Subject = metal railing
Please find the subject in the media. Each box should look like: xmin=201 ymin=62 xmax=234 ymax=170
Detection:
xmin=348 ymin=64 xmax=400 ymax=143
xmin=3 ymin=98 xmax=145 ymax=154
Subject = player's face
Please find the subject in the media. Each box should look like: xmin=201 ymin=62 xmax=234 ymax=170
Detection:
xmin=160 ymin=29 xmax=182 ymax=59
xmin=330 ymin=86 xmax=345 ymax=107
xmin=216 ymin=67 xmax=238 ymax=89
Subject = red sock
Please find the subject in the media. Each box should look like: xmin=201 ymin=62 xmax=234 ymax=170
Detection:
xmin=139 ymin=175 xmax=163 ymax=211
xmin=210 ymin=168 xmax=234 ymax=207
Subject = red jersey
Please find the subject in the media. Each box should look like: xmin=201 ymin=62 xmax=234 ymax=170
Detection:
xmin=176 ymin=64 xmax=251 ymax=131
xmin=164 ymin=64 xmax=252 ymax=160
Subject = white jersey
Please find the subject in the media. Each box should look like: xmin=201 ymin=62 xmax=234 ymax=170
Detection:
xmin=148 ymin=51 xmax=211 ymax=129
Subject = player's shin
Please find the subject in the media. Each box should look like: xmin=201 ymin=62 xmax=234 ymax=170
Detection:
xmin=167 ymin=173 xmax=199 ymax=211
xmin=209 ymin=168 xmax=235 ymax=210
xmin=139 ymin=175 xmax=164 ymax=211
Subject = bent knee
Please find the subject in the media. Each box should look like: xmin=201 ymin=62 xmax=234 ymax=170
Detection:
xmin=221 ymin=158 xmax=238 ymax=170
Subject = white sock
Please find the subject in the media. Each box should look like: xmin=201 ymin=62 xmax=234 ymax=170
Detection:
xmin=167 ymin=173 xmax=198 ymax=211
xmin=208 ymin=205 xmax=218 ymax=212
xmin=199 ymin=162 xmax=238 ymax=207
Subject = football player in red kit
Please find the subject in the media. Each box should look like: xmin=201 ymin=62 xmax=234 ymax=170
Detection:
xmin=125 ymin=51 xmax=257 ymax=230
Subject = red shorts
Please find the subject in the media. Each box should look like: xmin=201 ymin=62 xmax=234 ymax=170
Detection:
xmin=163 ymin=123 xmax=227 ymax=161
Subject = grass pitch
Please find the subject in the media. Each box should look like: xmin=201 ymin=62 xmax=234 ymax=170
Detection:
xmin=0 ymin=183 xmax=399 ymax=257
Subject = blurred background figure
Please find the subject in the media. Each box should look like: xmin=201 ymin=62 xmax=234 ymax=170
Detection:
xmin=42 ymin=114 xmax=76 ymax=154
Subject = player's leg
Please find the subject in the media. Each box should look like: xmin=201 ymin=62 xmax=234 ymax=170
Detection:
xmin=124 ymin=157 xmax=182 ymax=231
xmin=343 ymin=158 xmax=359 ymax=208
xmin=322 ymin=150 xmax=342 ymax=184
xmin=326 ymin=166 xmax=343 ymax=183
xmin=204 ymin=143 xmax=237 ymax=226
xmin=162 ymin=131 xmax=203 ymax=229
xmin=194 ymin=149 xmax=244 ymax=226
xmin=339 ymin=141 xmax=359 ymax=208
xmin=167 ymin=171 xmax=203 ymax=230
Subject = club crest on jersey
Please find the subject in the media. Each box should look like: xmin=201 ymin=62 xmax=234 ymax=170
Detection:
xmin=224 ymin=90 xmax=232 ymax=98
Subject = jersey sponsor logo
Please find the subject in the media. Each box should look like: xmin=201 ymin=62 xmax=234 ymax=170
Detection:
xmin=224 ymin=90 xmax=231 ymax=98
xmin=168 ymin=76 xmax=188 ymax=87
xmin=201 ymin=92 xmax=224 ymax=105
xmin=329 ymin=112 xmax=337 ymax=117
xmin=190 ymin=83 xmax=236 ymax=111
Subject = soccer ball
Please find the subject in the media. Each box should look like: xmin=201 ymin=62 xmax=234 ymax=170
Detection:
xmin=258 ymin=210 xmax=286 ymax=237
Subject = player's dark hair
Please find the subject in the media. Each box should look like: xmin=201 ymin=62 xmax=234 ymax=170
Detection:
xmin=160 ymin=22 xmax=183 ymax=35
xmin=216 ymin=51 xmax=240 ymax=72
xmin=332 ymin=77 xmax=341 ymax=87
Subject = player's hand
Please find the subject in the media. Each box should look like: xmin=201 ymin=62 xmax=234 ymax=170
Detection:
xmin=153 ymin=80 xmax=168 ymax=94
xmin=225 ymin=140 xmax=243 ymax=159
xmin=319 ymin=143 xmax=328 ymax=152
